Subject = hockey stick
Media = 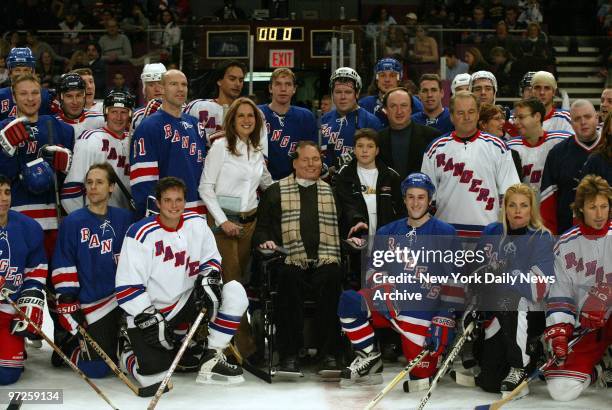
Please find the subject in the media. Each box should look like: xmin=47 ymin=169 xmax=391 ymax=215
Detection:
xmin=0 ymin=289 xmax=118 ymax=410
xmin=108 ymin=166 xmax=136 ymax=212
xmin=78 ymin=325 xmax=158 ymax=397
xmin=474 ymin=329 xmax=590 ymax=410
xmin=45 ymin=119 xmax=64 ymax=223
xmin=363 ymin=349 xmax=429 ymax=410
xmin=228 ymin=341 xmax=243 ymax=365
xmin=416 ymin=322 xmax=475 ymax=410
xmin=5 ymin=397 xmax=22 ymax=410
xmin=147 ymin=307 xmax=207 ymax=410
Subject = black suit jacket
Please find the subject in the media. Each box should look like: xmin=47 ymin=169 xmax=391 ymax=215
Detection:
xmin=378 ymin=122 xmax=442 ymax=180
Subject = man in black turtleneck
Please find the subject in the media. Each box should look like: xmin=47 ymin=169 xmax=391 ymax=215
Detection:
xmin=377 ymin=87 xmax=441 ymax=181
xmin=254 ymin=141 xmax=363 ymax=376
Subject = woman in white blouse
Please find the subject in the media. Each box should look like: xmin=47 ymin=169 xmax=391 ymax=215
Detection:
xmin=199 ymin=97 xmax=273 ymax=284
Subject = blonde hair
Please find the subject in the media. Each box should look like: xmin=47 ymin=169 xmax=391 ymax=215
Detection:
xmin=571 ymin=175 xmax=612 ymax=223
xmin=501 ymin=183 xmax=549 ymax=234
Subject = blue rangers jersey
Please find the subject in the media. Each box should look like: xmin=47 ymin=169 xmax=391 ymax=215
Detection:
xmin=321 ymin=107 xmax=383 ymax=166
xmin=0 ymin=115 xmax=74 ymax=230
xmin=258 ymin=104 xmax=318 ymax=180
xmin=51 ymin=207 xmax=131 ymax=324
xmin=130 ymin=106 xmax=146 ymax=132
xmin=0 ymin=87 xmax=54 ymax=122
xmin=115 ymin=211 xmax=222 ymax=321
xmin=359 ymin=94 xmax=424 ymax=128
xmin=411 ymin=108 xmax=454 ymax=134
xmin=129 ymin=109 xmax=206 ymax=218
xmin=0 ymin=210 xmax=47 ymax=316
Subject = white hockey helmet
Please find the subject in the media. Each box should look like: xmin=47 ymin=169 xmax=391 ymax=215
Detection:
xmin=141 ymin=63 xmax=167 ymax=83
xmin=451 ymin=73 xmax=471 ymax=95
xmin=469 ymin=71 xmax=498 ymax=93
xmin=330 ymin=67 xmax=362 ymax=93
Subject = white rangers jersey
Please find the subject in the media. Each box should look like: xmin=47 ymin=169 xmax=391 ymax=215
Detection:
xmin=115 ymin=211 xmax=222 ymax=320
xmin=421 ymin=130 xmax=520 ymax=237
xmin=543 ymin=108 xmax=574 ymax=135
xmin=546 ymin=221 xmax=612 ymax=327
xmin=56 ymin=111 xmax=106 ymax=141
xmin=183 ymin=98 xmax=268 ymax=156
xmin=507 ymin=130 xmax=572 ymax=195
xmin=61 ymin=127 xmax=131 ymax=213
xmin=88 ymin=101 xmax=104 ymax=113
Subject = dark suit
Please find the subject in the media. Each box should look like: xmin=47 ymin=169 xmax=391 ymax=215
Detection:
xmin=378 ymin=122 xmax=442 ymax=180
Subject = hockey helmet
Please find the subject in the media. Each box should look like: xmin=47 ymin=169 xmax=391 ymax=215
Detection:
xmin=375 ymin=58 xmax=403 ymax=80
xmin=470 ymin=71 xmax=498 ymax=93
xmin=330 ymin=67 xmax=362 ymax=93
xmin=141 ymin=63 xmax=167 ymax=82
xmin=58 ymin=73 xmax=86 ymax=95
xmin=519 ymin=71 xmax=536 ymax=93
xmin=103 ymin=91 xmax=135 ymax=118
xmin=6 ymin=48 xmax=36 ymax=70
xmin=20 ymin=158 xmax=53 ymax=194
xmin=401 ymin=172 xmax=435 ymax=198
xmin=451 ymin=73 xmax=471 ymax=95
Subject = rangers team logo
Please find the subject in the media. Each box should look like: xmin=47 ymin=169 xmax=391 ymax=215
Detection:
xmin=0 ymin=231 xmax=21 ymax=288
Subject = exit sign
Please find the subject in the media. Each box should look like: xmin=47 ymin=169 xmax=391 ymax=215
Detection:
xmin=269 ymin=49 xmax=295 ymax=68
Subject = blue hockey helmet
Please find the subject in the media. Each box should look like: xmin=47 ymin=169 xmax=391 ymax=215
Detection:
xmin=7 ymin=47 xmax=36 ymax=70
xmin=401 ymin=172 xmax=435 ymax=198
xmin=21 ymin=158 xmax=54 ymax=194
xmin=375 ymin=57 xmax=403 ymax=80
xmin=58 ymin=73 xmax=86 ymax=94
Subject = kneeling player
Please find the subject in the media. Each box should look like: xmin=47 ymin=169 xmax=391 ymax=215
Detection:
xmin=115 ymin=177 xmax=248 ymax=390
xmin=0 ymin=174 xmax=47 ymax=385
xmin=51 ymin=163 xmax=132 ymax=377
xmin=338 ymin=173 xmax=460 ymax=390
xmin=544 ymin=175 xmax=611 ymax=401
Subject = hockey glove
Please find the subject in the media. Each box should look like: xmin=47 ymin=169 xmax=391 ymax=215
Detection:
xmin=143 ymin=98 xmax=162 ymax=118
xmin=370 ymin=283 xmax=400 ymax=320
xmin=56 ymin=293 xmax=87 ymax=335
xmin=425 ymin=314 xmax=456 ymax=357
xmin=461 ymin=309 xmax=483 ymax=341
xmin=40 ymin=145 xmax=72 ymax=173
xmin=544 ymin=323 xmax=574 ymax=365
xmin=579 ymin=283 xmax=611 ymax=329
xmin=195 ymin=271 xmax=223 ymax=320
xmin=0 ymin=117 xmax=31 ymax=156
xmin=134 ymin=305 xmax=174 ymax=350
xmin=10 ymin=288 xmax=45 ymax=339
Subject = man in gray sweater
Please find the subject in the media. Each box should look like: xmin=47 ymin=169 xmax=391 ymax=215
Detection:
xmin=98 ymin=19 xmax=132 ymax=63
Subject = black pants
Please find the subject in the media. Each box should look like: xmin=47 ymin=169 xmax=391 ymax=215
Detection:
xmin=80 ymin=307 xmax=122 ymax=363
xmin=127 ymin=292 xmax=199 ymax=375
xmin=475 ymin=310 xmax=545 ymax=393
xmin=275 ymin=263 xmax=342 ymax=359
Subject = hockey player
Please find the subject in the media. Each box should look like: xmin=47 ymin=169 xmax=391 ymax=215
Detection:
xmin=183 ymin=60 xmax=246 ymax=141
xmin=51 ymin=163 xmax=132 ymax=376
xmin=470 ymin=71 xmax=498 ymax=106
xmin=55 ymin=73 xmax=105 ymax=139
xmin=321 ymin=67 xmax=382 ymax=168
xmin=130 ymin=69 xmax=207 ymax=218
xmin=131 ymin=63 xmax=167 ymax=131
xmin=0 ymin=73 xmax=74 ymax=255
xmin=531 ymin=71 xmax=574 ymax=135
xmin=0 ymin=174 xmax=47 ymax=385
xmin=473 ymin=183 xmax=555 ymax=398
xmin=451 ymin=73 xmax=471 ymax=95
xmin=61 ymin=91 xmax=134 ymax=214
xmin=258 ymin=68 xmax=317 ymax=180
xmin=72 ymin=68 xmax=103 ymax=112
xmin=507 ymin=97 xmax=572 ymax=195
xmin=358 ymin=57 xmax=423 ymax=127
xmin=421 ymin=91 xmax=520 ymax=237
xmin=519 ymin=71 xmax=536 ymax=100
xmin=338 ymin=173 xmax=460 ymax=390
xmin=115 ymin=177 xmax=249 ymax=389
xmin=544 ymin=175 xmax=611 ymax=401
xmin=0 ymin=48 xmax=55 ymax=121
xmin=540 ymin=99 xmax=603 ymax=234
xmin=411 ymin=74 xmax=454 ymax=134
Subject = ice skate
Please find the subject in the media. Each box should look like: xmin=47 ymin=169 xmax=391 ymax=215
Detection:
xmin=196 ymin=348 xmax=245 ymax=385
xmin=339 ymin=350 xmax=383 ymax=388
xmin=500 ymin=367 xmax=528 ymax=399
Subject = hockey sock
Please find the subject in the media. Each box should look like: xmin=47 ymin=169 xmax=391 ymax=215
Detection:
xmin=207 ymin=281 xmax=248 ymax=350
xmin=340 ymin=317 xmax=375 ymax=353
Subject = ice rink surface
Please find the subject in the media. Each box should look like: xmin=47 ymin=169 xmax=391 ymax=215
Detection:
xmin=9 ymin=341 xmax=610 ymax=410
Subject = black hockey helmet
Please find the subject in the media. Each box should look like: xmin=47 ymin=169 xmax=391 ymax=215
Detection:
xmin=58 ymin=73 xmax=86 ymax=95
xmin=519 ymin=71 xmax=536 ymax=95
xmin=103 ymin=91 xmax=135 ymax=118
